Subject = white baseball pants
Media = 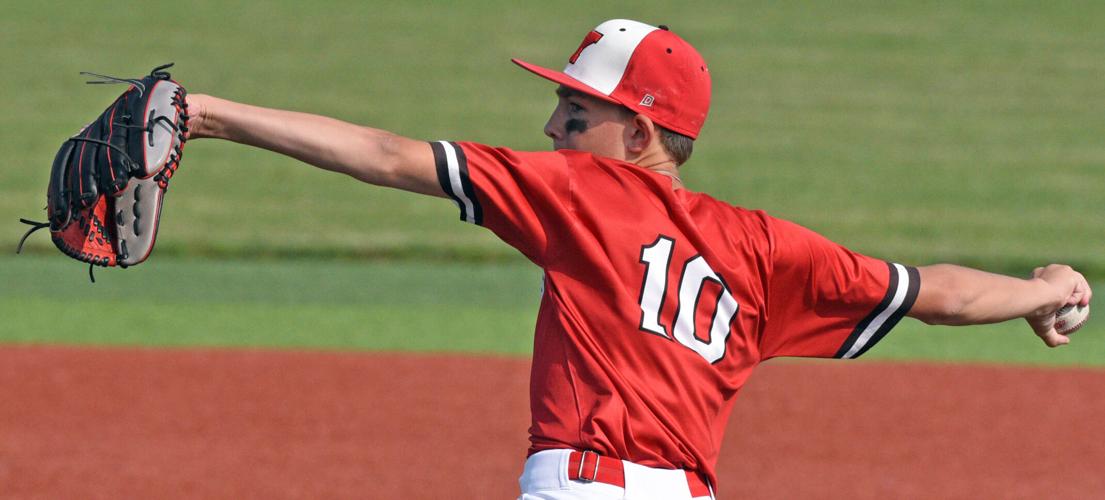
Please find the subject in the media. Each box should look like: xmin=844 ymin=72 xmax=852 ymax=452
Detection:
xmin=518 ymin=449 xmax=715 ymax=500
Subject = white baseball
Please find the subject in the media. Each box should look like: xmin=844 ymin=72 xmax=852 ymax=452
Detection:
xmin=1054 ymin=304 xmax=1089 ymax=335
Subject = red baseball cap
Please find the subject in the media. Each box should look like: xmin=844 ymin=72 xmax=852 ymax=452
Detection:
xmin=512 ymin=19 xmax=711 ymax=139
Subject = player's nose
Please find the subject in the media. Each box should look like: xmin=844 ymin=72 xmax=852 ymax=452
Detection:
xmin=544 ymin=108 xmax=564 ymax=141
xmin=543 ymin=118 xmax=561 ymax=141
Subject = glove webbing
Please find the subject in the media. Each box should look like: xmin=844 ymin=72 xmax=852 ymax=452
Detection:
xmin=16 ymin=218 xmax=99 ymax=282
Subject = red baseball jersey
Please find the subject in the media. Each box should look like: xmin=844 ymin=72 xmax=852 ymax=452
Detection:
xmin=430 ymin=141 xmax=920 ymax=488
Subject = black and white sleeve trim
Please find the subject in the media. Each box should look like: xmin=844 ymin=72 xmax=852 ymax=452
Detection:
xmin=430 ymin=141 xmax=483 ymax=225
xmin=834 ymin=263 xmax=920 ymax=359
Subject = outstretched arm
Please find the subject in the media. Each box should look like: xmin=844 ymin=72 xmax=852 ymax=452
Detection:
xmin=909 ymin=264 xmax=1093 ymax=347
xmin=185 ymin=94 xmax=445 ymax=197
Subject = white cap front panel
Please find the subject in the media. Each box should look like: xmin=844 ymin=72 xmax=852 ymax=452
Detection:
xmin=562 ymin=19 xmax=657 ymax=95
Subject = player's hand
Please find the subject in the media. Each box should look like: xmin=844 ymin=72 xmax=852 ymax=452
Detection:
xmin=1025 ymin=264 xmax=1093 ymax=347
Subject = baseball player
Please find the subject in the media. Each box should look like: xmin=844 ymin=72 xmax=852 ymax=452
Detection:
xmin=183 ymin=19 xmax=1091 ymax=499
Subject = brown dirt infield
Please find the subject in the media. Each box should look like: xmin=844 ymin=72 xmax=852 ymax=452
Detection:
xmin=1 ymin=345 xmax=1102 ymax=499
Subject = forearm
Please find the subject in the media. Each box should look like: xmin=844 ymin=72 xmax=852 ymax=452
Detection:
xmin=186 ymin=94 xmax=442 ymax=197
xmin=910 ymin=264 xmax=1063 ymax=325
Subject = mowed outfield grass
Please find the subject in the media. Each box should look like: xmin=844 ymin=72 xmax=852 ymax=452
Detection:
xmin=1 ymin=1 xmax=1102 ymax=362
xmin=1 ymin=255 xmax=1102 ymax=367
xmin=2 ymin=1 xmax=1102 ymax=275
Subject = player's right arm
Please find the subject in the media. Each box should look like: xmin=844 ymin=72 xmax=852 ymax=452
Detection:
xmin=909 ymin=263 xmax=1092 ymax=347
xmin=185 ymin=94 xmax=445 ymax=198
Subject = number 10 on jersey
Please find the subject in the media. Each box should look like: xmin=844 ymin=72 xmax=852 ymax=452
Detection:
xmin=638 ymin=236 xmax=739 ymax=364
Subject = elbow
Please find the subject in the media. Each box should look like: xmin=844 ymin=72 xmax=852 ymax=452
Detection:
xmin=372 ymin=132 xmax=406 ymax=184
xmin=910 ymin=266 xmax=971 ymax=326
xmin=912 ymin=290 xmax=968 ymax=326
xmin=344 ymin=128 xmax=404 ymax=186
xmin=342 ymin=129 xmax=441 ymax=197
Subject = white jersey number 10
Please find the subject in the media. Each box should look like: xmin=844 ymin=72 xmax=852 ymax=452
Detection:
xmin=637 ymin=236 xmax=739 ymax=364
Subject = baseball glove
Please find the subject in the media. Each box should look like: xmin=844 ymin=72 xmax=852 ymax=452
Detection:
xmin=18 ymin=63 xmax=189 ymax=281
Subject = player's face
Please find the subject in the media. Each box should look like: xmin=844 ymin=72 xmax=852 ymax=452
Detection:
xmin=544 ymin=86 xmax=632 ymax=160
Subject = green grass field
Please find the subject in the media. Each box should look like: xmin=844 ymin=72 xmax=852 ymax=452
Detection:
xmin=1 ymin=255 xmax=1102 ymax=367
xmin=2 ymin=1 xmax=1102 ymax=365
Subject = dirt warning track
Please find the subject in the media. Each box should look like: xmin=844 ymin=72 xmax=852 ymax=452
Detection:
xmin=1 ymin=346 xmax=1102 ymax=499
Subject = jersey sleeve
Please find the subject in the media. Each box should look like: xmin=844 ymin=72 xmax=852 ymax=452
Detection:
xmin=758 ymin=216 xmax=920 ymax=360
xmin=429 ymin=141 xmax=571 ymax=265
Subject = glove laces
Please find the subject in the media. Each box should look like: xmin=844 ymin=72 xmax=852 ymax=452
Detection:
xmin=80 ymin=62 xmax=175 ymax=98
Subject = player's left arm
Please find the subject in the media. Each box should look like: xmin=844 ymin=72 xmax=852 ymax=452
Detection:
xmin=909 ymin=264 xmax=1093 ymax=347
xmin=185 ymin=94 xmax=445 ymax=198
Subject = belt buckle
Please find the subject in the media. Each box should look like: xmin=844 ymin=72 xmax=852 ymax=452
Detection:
xmin=576 ymin=450 xmax=601 ymax=482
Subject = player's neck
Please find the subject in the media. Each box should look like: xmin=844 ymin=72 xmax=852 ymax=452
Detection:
xmin=633 ymin=152 xmax=683 ymax=190
xmin=650 ymin=167 xmax=683 ymax=189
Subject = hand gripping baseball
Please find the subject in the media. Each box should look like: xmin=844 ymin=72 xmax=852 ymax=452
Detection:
xmin=17 ymin=64 xmax=189 ymax=281
xmin=1025 ymin=264 xmax=1093 ymax=347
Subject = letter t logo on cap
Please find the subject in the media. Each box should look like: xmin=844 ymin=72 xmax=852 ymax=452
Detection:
xmin=569 ymin=31 xmax=604 ymax=64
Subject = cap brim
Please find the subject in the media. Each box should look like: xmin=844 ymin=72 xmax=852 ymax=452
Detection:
xmin=511 ymin=58 xmax=622 ymax=106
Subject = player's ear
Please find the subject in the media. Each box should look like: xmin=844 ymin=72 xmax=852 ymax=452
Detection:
xmin=624 ymin=113 xmax=656 ymax=155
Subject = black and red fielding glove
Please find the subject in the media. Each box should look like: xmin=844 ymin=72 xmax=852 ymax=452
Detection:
xmin=18 ymin=63 xmax=189 ymax=280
